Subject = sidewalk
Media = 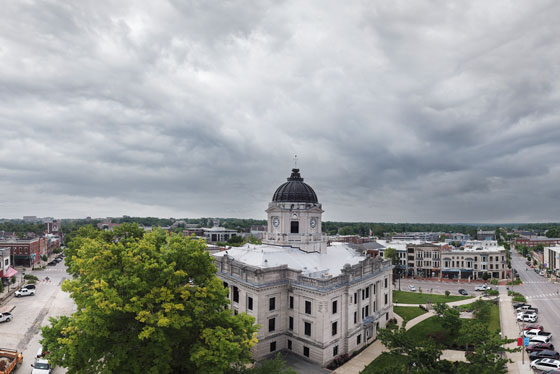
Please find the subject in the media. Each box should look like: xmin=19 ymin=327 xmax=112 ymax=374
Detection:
xmin=334 ymin=296 xmax=481 ymax=374
xmin=498 ymin=286 xmax=531 ymax=374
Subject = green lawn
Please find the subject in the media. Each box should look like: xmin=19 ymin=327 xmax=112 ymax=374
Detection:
xmin=360 ymin=352 xmax=405 ymax=374
xmin=406 ymin=301 xmax=501 ymax=348
xmin=393 ymin=306 xmax=427 ymax=322
xmin=393 ymin=290 xmax=472 ymax=304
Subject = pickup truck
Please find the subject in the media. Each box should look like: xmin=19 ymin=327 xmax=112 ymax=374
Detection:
xmin=475 ymin=285 xmax=490 ymax=291
xmin=516 ymin=305 xmax=538 ymax=313
xmin=0 ymin=348 xmax=23 ymax=374
xmin=525 ymin=329 xmax=553 ymax=339
xmin=0 ymin=313 xmax=12 ymax=323
xmin=14 ymin=288 xmax=35 ymax=297
xmin=31 ymin=358 xmax=52 ymax=374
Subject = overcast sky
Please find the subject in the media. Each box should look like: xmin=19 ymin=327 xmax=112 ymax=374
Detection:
xmin=1 ymin=1 xmax=560 ymax=223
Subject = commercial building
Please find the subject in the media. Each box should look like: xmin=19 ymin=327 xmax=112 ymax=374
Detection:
xmin=514 ymin=237 xmax=560 ymax=248
xmin=213 ymin=169 xmax=393 ymax=366
xmin=544 ymin=246 xmax=560 ymax=276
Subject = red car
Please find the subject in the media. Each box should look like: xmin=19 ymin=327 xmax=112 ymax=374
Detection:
xmin=527 ymin=342 xmax=555 ymax=353
xmin=524 ymin=324 xmax=544 ymax=331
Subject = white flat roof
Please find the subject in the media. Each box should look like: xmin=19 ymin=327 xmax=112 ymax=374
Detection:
xmin=213 ymin=243 xmax=365 ymax=278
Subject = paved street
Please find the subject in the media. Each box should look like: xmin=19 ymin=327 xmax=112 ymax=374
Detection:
xmin=510 ymin=250 xmax=560 ymax=349
xmin=397 ymin=277 xmax=489 ymax=297
xmin=0 ymin=260 xmax=74 ymax=373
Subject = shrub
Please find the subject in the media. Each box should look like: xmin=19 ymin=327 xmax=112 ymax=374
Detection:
xmin=445 ymin=290 xmax=450 ymax=297
xmin=486 ymin=289 xmax=499 ymax=296
xmin=41 ymin=255 xmax=48 ymax=262
xmin=24 ymin=274 xmax=39 ymax=281
xmin=10 ymin=276 xmax=16 ymax=284
xmin=27 ymin=280 xmax=36 ymax=285
xmin=490 ymin=279 xmax=498 ymax=285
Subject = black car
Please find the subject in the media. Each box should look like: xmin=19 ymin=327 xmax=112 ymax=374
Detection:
xmin=529 ymin=350 xmax=560 ymax=361
xmin=458 ymin=289 xmax=468 ymax=295
xmin=22 ymin=284 xmax=36 ymax=291
xmin=47 ymin=261 xmax=56 ymax=266
xmin=513 ymin=302 xmax=531 ymax=309
xmin=528 ymin=343 xmax=555 ymax=353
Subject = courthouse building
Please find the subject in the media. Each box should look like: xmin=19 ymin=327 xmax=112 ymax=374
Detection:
xmin=213 ymin=168 xmax=394 ymax=366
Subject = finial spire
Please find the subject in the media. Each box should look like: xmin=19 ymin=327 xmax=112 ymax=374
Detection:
xmin=294 ymin=154 xmax=298 ymax=168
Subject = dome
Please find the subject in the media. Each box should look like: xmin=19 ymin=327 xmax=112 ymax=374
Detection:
xmin=272 ymin=169 xmax=318 ymax=203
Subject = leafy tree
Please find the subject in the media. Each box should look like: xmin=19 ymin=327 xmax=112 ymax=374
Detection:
xmin=248 ymin=234 xmax=262 ymax=245
xmin=441 ymin=308 xmax=461 ymax=337
xmin=470 ymin=300 xmax=491 ymax=322
xmin=384 ymin=247 xmax=399 ymax=266
xmin=236 ymin=354 xmax=295 ymax=374
xmin=375 ymin=326 xmax=444 ymax=373
xmin=40 ymin=224 xmax=258 ymax=374
xmin=227 ymin=235 xmax=245 ymax=247
xmin=482 ymin=272 xmax=490 ymax=281
xmin=433 ymin=302 xmax=448 ymax=317
xmin=445 ymin=290 xmax=450 ymax=297
xmin=456 ymin=322 xmax=517 ymax=374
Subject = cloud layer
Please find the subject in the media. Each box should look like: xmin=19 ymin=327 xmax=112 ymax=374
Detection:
xmin=1 ymin=0 xmax=560 ymax=222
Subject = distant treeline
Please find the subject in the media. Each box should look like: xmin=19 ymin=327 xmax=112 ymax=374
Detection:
xmin=3 ymin=218 xmax=560 ymax=240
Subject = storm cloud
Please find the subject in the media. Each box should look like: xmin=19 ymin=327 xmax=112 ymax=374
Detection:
xmin=1 ymin=0 xmax=560 ymax=223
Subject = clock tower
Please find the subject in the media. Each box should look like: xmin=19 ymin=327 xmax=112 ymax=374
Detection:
xmin=263 ymin=168 xmax=327 ymax=253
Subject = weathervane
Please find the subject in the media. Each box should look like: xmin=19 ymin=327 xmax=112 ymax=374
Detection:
xmin=294 ymin=154 xmax=298 ymax=168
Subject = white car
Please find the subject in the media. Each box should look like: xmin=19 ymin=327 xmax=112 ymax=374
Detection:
xmin=31 ymin=358 xmax=52 ymax=374
xmin=15 ymin=288 xmax=35 ymax=297
xmin=518 ymin=314 xmax=538 ymax=323
xmin=408 ymin=285 xmax=416 ymax=292
xmin=530 ymin=335 xmax=552 ymax=344
xmin=530 ymin=358 xmax=560 ymax=371
xmin=475 ymin=284 xmax=490 ymax=291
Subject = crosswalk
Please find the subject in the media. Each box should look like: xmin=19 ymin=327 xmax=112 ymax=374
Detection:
xmin=520 ymin=281 xmax=549 ymax=284
xmin=526 ymin=293 xmax=560 ymax=299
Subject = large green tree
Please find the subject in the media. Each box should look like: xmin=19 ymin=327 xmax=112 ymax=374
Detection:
xmin=41 ymin=224 xmax=258 ymax=374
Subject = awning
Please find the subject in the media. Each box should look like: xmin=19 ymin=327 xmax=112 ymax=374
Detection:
xmin=2 ymin=266 xmax=17 ymax=278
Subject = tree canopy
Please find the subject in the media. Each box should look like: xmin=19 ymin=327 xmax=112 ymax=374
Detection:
xmin=41 ymin=224 xmax=258 ymax=374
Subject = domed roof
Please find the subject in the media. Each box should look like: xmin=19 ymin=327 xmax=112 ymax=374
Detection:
xmin=272 ymin=169 xmax=318 ymax=203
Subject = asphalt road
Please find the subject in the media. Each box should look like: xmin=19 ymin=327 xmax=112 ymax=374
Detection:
xmin=396 ymin=277 xmax=490 ymax=297
xmin=0 ymin=259 xmax=75 ymax=373
xmin=510 ymin=250 xmax=560 ymax=347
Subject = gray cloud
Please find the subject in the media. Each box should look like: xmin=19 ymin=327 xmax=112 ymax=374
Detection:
xmin=1 ymin=0 xmax=560 ymax=222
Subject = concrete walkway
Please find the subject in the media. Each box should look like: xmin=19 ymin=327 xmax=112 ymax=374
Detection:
xmin=498 ymin=286 xmax=531 ymax=374
xmin=334 ymin=296 xmax=481 ymax=374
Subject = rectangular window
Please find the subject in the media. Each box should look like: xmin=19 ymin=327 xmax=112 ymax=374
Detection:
xmin=233 ymin=286 xmax=239 ymax=303
xmin=269 ymin=297 xmax=276 ymax=311
xmin=305 ymin=300 xmax=311 ymax=314
xmin=289 ymin=296 xmax=294 ymax=309
xmin=357 ymin=335 xmax=361 ymax=345
xmin=385 ymin=278 xmax=388 ymax=288
xmin=288 ymin=340 xmax=292 ymax=350
xmin=304 ymin=322 xmax=311 ymax=336
xmin=354 ymin=292 xmax=357 ymax=304
xmin=269 ymin=318 xmax=275 ymax=332
xmin=333 ymin=345 xmax=339 ymax=356
xmin=385 ymin=294 xmax=388 ymax=305
xmin=354 ymin=311 xmax=357 ymax=324
xmin=332 ymin=300 xmax=337 ymax=314
xmin=303 ymin=346 xmax=309 ymax=357
xmin=248 ymin=296 xmax=253 ymax=311
xmin=291 ymin=221 xmax=299 ymax=234
xmin=234 ymin=309 xmax=238 ymax=315
xmin=365 ymin=287 xmax=369 ymax=299
xmin=365 ymin=305 xmax=369 ymax=317
xmin=332 ymin=321 xmax=337 ymax=336
xmin=289 ymin=316 xmax=293 ymax=330
xmin=270 ymin=341 xmax=276 ymax=352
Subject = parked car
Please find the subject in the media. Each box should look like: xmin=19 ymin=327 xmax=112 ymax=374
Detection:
xmin=408 ymin=285 xmax=416 ymax=292
xmin=517 ymin=305 xmax=538 ymax=313
xmin=524 ymin=324 xmax=544 ymax=331
xmin=513 ymin=302 xmax=531 ymax=309
xmin=0 ymin=312 xmax=13 ymax=323
xmin=54 ymin=258 xmax=62 ymax=263
xmin=527 ymin=342 xmax=555 ymax=353
xmin=458 ymin=289 xmax=468 ymax=295
xmin=518 ymin=314 xmax=538 ymax=323
xmin=529 ymin=350 xmax=560 ymax=361
xmin=15 ymin=288 xmax=35 ymax=297
xmin=22 ymin=284 xmax=36 ymax=291
xmin=47 ymin=261 xmax=56 ymax=266
xmin=530 ymin=358 xmax=560 ymax=371
xmin=31 ymin=358 xmax=52 ymax=374
xmin=525 ymin=329 xmax=553 ymax=340
xmin=517 ymin=310 xmax=537 ymax=319
xmin=475 ymin=285 xmax=489 ymax=291
xmin=531 ymin=335 xmax=552 ymax=344
xmin=540 ymin=271 xmax=546 ymax=276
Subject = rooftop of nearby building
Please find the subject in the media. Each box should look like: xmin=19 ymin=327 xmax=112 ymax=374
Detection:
xmin=213 ymin=242 xmax=365 ymax=278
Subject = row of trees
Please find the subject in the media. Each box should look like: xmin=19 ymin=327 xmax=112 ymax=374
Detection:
xmin=40 ymin=224 xmax=289 ymax=374
xmin=373 ymin=300 xmax=516 ymax=374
